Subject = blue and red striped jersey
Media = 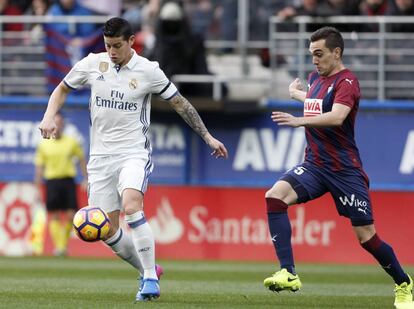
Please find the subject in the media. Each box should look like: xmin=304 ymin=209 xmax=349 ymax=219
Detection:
xmin=304 ymin=69 xmax=363 ymax=172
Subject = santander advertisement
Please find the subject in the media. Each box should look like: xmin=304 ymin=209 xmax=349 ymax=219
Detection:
xmin=141 ymin=186 xmax=414 ymax=264
xmin=1 ymin=182 xmax=412 ymax=264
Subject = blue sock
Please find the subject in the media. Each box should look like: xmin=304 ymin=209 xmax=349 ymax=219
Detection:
xmin=266 ymin=197 xmax=295 ymax=275
xmin=361 ymin=234 xmax=409 ymax=285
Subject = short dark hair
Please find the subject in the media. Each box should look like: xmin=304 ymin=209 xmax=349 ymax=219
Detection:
xmin=103 ymin=17 xmax=133 ymax=40
xmin=310 ymin=26 xmax=344 ymax=57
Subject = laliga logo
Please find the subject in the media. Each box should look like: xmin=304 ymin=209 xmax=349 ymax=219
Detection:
xmin=148 ymin=197 xmax=184 ymax=244
xmin=0 ymin=183 xmax=43 ymax=256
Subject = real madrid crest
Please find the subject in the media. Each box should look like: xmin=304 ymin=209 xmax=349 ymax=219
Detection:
xmin=99 ymin=62 xmax=109 ymax=73
xmin=129 ymin=78 xmax=138 ymax=90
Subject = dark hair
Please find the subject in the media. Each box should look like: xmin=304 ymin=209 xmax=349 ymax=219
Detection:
xmin=310 ymin=26 xmax=344 ymax=57
xmin=103 ymin=17 xmax=133 ymax=40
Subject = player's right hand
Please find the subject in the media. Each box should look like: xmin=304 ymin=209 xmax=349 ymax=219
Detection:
xmin=288 ymin=78 xmax=304 ymax=97
xmin=39 ymin=116 xmax=57 ymax=139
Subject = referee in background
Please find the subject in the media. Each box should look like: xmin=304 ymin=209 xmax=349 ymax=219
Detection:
xmin=34 ymin=112 xmax=87 ymax=256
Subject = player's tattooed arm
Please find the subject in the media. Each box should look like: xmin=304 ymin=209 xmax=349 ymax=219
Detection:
xmin=169 ymin=94 xmax=228 ymax=159
xmin=169 ymin=94 xmax=208 ymax=139
xmin=169 ymin=94 xmax=229 ymax=159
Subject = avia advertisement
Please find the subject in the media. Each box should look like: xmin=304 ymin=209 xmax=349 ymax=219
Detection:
xmin=0 ymin=107 xmax=413 ymax=189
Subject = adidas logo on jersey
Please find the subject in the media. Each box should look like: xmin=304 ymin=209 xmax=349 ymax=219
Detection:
xmin=96 ymin=75 xmax=105 ymax=81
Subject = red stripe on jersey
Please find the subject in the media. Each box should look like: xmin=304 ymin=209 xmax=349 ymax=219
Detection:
xmin=332 ymin=110 xmax=362 ymax=170
xmin=309 ymin=128 xmax=341 ymax=170
xmin=305 ymin=129 xmax=323 ymax=167
xmin=323 ymin=130 xmax=342 ymax=171
xmin=337 ymin=127 xmax=361 ymax=169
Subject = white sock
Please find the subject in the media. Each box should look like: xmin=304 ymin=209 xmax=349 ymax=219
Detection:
xmin=104 ymin=228 xmax=144 ymax=275
xmin=125 ymin=211 xmax=157 ymax=280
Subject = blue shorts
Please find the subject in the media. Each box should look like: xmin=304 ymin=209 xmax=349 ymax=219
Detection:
xmin=281 ymin=162 xmax=374 ymax=226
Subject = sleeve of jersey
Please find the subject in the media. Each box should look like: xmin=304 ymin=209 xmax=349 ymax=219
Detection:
xmin=151 ymin=65 xmax=178 ymax=100
xmin=63 ymin=55 xmax=91 ymax=90
xmin=334 ymin=79 xmax=358 ymax=108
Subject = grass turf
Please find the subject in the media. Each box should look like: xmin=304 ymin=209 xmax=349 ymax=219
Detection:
xmin=0 ymin=257 xmax=411 ymax=308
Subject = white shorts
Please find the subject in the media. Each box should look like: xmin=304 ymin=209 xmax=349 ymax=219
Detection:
xmin=87 ymin=153 xmax=154 ymax=213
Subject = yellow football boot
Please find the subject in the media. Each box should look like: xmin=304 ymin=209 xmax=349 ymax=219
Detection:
xmin=394 ymin=274 xmax=413 ymax=309
xmin=264 ymin=268 xmax=302 ymax=292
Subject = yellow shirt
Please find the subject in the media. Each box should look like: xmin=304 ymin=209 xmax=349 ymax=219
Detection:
xmin=34 ymin=135 xmax=85 ymax=180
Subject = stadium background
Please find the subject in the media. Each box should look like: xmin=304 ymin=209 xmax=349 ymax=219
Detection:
xmin=0 ymin=1 xmax=413 ymax=266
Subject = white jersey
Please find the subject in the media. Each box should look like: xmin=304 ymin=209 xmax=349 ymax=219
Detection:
xmin=64 ymin=51 xmax=177 ymax=156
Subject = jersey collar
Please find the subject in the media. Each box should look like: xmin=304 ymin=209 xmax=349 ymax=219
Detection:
xmin=125 ymin=49 xmax=139 ymax=70
xmin=111 ymin=49 xmax=139 ymax=71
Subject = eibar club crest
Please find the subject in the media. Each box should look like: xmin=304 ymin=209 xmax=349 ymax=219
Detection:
xmin=129 ymin=78 xmax=138 ymax=90
xmin=99 ymin=62 xmax=109 ymax=73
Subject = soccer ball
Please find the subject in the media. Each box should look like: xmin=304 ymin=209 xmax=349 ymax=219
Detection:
xmin=73 ymin=206 xmax=111 ymax=242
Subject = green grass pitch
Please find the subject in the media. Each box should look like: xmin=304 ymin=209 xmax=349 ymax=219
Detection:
xmin=0 ymin=257 xmax=411 ymax=308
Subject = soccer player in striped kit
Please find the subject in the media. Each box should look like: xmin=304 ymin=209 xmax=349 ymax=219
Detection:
xmin=263 ymin=26 xmax=412 ymax=309
xmin=39 ymin=17 xmax=228 ymax=302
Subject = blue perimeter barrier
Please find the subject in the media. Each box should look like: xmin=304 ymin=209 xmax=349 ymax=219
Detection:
xmin=1 ymin=97 xmax=414 ymax=191
xmin=2 ymin=96 xmax=414 ymax=110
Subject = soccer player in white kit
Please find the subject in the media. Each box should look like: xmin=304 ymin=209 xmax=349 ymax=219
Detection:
xmin=38 ymin=17 xmax=228 ymax=302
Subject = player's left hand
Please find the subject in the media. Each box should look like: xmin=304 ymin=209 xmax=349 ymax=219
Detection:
xmin=271 ymin=111 xmax=302 ymax=127
xmin=205 ymin=135 xmax=228 ymax=159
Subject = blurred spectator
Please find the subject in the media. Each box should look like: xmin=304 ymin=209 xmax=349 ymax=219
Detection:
xmin=359 ymin=0 xmax=390 ymax=31
xmin=278 ymin=0 xmax=319 ymax=20
xmin=47 ymin=0 xmax=98 ymax=37
xmin=277 ymin=0 xmax=319 ymax=31
xmin=80 ymin=0 xmax=121 ymax=15
xmin=186 ymin=0 xmax=217 ymax=39
xmin=13 ymin=0 xmax=31 ymax=12
xmin=317 ymin=0 xmax=360 ymax=16
xmin=123 ymin=1 xmax=147 ymax=33
xmin=216 ymin=0 xmax=237 ymax=43
xmin=360 ymin=0 xmax=390 ymax=16
xmin=21 ymin=0 xmax=50 ymax=88
xmin=122 ymin=0 xmax=159 ymax=33
xmin=250 ymin=0 xmax=286 ymax=41
xmin=386 ymin=0 xmax=414 ymax=32
xmin=0 ymin=0 xmax=23 ymax=32
xmin=25 ymin=0 xmax=50 ymax=16
xmin=316 ymin=0 xmax=361 ymax=32
xmin=260 ymin=0 xmax=319 ymax=68
xmin=24 ymin=0 xmax=51 ymax=43
xmin=125 ymin=0 xmax=160 ymax=55
xmin=0 ymin=0 xmax=24 ymax=86
xmin=149 ymin=1 xmax=226 ymax=97
xmin=45 ymin=0 xmax=104 ymax=94
xmin=123 ymin=0 xmax=160 ymax=55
